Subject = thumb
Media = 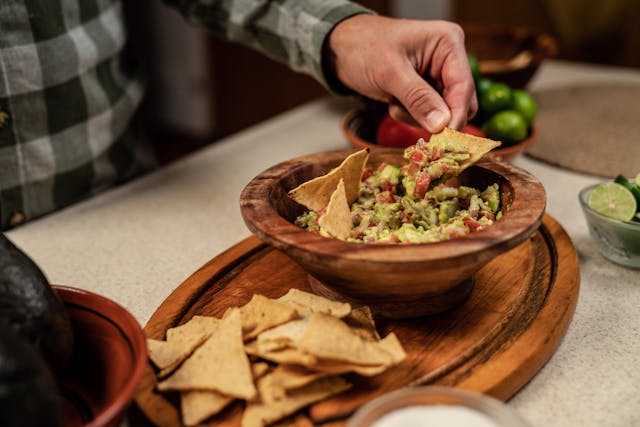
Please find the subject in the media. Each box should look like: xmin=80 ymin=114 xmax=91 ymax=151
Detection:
xmin=384 ymin=67 xmax=451 ymax=133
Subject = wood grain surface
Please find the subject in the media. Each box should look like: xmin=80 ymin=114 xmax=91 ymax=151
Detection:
xmin=239 ymin=149 xmax=547 ymax=318
xmin=133 ymin=214 xmax=579 ymax=427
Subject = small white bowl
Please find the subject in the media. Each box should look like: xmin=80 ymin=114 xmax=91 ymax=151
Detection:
xmin=347 ymin=386 xmax=531 ymax=427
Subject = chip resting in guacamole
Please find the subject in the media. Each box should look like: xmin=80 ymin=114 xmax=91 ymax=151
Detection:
xmin=290 ymin=128 xmax=502 ymax=244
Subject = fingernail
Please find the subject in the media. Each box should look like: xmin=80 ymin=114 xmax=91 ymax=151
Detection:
xmin=425 ymin=110 xmax=447 ymax=132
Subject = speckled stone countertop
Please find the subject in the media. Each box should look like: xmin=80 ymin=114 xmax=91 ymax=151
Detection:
xmin=7 ymin=60 xmax=640 ymax=426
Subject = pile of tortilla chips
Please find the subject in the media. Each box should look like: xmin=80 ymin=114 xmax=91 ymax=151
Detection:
xmin=147 ymin=289 xmax=406 ymax=427
xmin=288 ymin=127 xmax=500 ymax=240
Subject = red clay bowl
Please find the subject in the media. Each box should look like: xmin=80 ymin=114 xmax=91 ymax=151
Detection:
xmin=239 ymin=149 xmax=546 ymax=319
xmin=340 ymin=108 xmax=537 ymax=163
xmin=54 ymin=286 xmax=147 ymax=427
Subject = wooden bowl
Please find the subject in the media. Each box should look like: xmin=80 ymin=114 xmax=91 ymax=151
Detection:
xmin=463 ymin=23 xmax=558 ymax=88
xmin=54 ymin=286 xmax=147 ymax=427
xmin=340 ymin=108 xmax=537 ymax=163
xmin=240 ymin=149 xmax=546 ymax=319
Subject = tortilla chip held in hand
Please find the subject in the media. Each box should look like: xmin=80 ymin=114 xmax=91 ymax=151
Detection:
xmin=430 ymin=127 xmax=501 ymax=173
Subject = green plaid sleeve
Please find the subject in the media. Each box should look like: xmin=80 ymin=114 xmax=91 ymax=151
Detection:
xmin=0 ymin=0 xmax=156 ymax=230
xmin=165 ymin=0 xmax=374 ymax=93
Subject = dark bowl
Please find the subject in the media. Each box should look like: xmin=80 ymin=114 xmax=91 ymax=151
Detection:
xmin=340 ymin=108 xmax=537 ymax=163
xmin=240 ymin=149 xmax=546 ymax=318
xmin=463 ymin=23 xmax=558 ymax=88
xmin=54 ymin=286 xmax=147 ymax=427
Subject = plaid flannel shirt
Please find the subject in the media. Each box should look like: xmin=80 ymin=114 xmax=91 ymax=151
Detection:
xmin=0 ymin=0 xmax=371 ymax=230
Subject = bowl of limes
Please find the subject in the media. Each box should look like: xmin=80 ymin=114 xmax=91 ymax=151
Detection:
xmin=579 ymin=173 xmax=640 ymax=269
xmin=467 ymin=54 xmax=538 ymax=160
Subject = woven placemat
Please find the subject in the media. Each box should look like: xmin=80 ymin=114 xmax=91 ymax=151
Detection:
xmin=526 ymin=83 xmax=640 ymax=178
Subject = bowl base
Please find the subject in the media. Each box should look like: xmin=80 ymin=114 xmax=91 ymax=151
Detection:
xmin=307 ymin=275 xmax=475 ymax=319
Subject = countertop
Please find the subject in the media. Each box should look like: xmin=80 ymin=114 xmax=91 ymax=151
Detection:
xmin=7 ymin=60 xmax=640 ymax=427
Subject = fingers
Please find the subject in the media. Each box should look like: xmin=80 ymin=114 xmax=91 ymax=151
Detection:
xmin=445 ymin=81 xmax=478 ymax=130
xmin=382 ymin=63 xmax=452 ymax=133
xmin=387 ymin=101 xmax=419 ymax=127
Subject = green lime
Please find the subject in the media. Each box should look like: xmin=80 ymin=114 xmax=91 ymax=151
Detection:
xmin=511 ymin=90 xmax=537 ymax=124
xmin=480 ymin=82 xmax=513 ymax=115
xmin=588 ymin=182 xmax=637 ymax=221
xmin=482 ymin=110 xmax=528 ymax=145
xmin=614 ymin=174 xmax=640 ymax=205
xmin=635 ymin=173 xmax=640 ymax=187
xmin=468 ymin=54 xmax=481 ymax=81
xmin=476 ymin=77 xmax=493 ymax=98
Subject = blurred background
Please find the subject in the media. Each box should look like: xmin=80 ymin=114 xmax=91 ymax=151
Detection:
xmin=125 ymin=0 xmax=640 ymax=164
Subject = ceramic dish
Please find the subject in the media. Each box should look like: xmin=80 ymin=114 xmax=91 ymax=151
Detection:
xmin=54 ymin=285 xmax=147 ymax=427
xmin=347 ymin=386 xmax=531 ymax=427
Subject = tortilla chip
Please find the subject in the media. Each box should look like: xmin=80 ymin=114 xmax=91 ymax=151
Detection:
xmin=246 ymin=340 xmax=318 ymax=367
xmin=258 ymin=365 xmax=331 ymax=403
xmin=297 ymin=314 xmax=404 ymax=366
xmin=181 ymin=390 xmax=233 ymax=426
xmin=147 ymin=315 xmax=220 ymax=372
xmin=181 ymin=362 xmax=270 ymax=426
xmin=165 ymin=315 xmax=220 ymax=341
xmin=157 ymin=309 xmax=256 ymax=400
xmin=277 ymin=288 xmax=351 ymax=318
xmin=430 ymin=127 xmax=501 ymax=172
xmin=257 ymin=318 xmax=311 ymax=353
xmin=305 ymin=358 xmax=389 ymax=377
xmin=288 ymin=149 xmax=369 ymax=212
xmin=342 ymin=306 xmax=380 ymax=341
xmin=317 ymin=178 xmax=352 ymax=240
xmin=242 ymin=376 xmax=351 ymax=427
xmin=240 ymin=294 xmax=299 ymax=340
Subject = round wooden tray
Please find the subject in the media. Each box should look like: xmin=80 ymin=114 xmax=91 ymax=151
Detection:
xmin=133 ymin=214 xmax=579 ymax=427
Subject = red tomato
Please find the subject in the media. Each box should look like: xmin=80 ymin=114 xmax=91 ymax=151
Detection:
xmin=376 ymin=115 xmax=431 ymax=148
xmin=461 ymin=124 xmax=485 ymax=137
xmin=376 ymin=116 xmax=486 ymax=148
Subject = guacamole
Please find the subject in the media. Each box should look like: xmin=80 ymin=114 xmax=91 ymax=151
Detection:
xmin=295 ymin=138 xmax=502 ymax=244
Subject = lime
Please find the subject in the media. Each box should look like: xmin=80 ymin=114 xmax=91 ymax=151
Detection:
xmin=614 ymin=174 xmax=640 ymax=205
xmin=636 ymin=172 xmax=640 ymax=187
xmin=588 ymin=182 xmax=637 ymax=221
xmin=476 ymin=77 xmax=493 ymax=98
xmin=468 ymin=54 xmax=481 ymax=81
xmin=482 ymin=110 xmax=528 ymax=145
xmin=480 ymin=82 xmax=513 ymax=115
xmin=511 ymin=90 xmax=537 ymax=124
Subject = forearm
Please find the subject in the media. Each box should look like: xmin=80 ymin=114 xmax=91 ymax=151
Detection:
xmin=164 ymin=0 xmax=373 ymax=92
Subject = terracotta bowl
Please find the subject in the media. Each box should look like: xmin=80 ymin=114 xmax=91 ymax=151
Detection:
xmin=54 ymin=286 xmax=147 ymax=427
xmin=340 ymin=107 xmax=537 ymax=163
xmin=239 ymin=149 xmax=546 ymax=319
xmin=463 ymin=23 xmax=558 ymax=88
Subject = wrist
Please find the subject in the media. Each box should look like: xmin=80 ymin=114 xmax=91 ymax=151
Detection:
xmin=321 ymin=12 xmax=376 ymax=95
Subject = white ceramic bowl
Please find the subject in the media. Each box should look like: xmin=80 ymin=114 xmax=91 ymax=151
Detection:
xmin=347 ymin=386 xmax=531 ymax=427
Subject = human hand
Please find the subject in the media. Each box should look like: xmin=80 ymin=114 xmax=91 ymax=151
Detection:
xmin=326 ymin=15 xmax=477 ymax=133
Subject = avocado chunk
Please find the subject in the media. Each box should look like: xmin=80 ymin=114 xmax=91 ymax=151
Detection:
xmin=0 ymin=233 xmax=73 ymax=374
xmin=0 ymin=323 xmax=62 ymax=427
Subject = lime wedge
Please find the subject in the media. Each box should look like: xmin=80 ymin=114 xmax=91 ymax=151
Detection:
xmin=588 ymin=182 xmax=637 ymax=221
xmin=614 ymin=174 xmax=640 ymax=205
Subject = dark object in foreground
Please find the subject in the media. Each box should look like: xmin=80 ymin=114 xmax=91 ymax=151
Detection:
xmin=0 ymin=233 xmax=74 ymax=374
xmin=0 ymin=323 xmax=62 ymax=427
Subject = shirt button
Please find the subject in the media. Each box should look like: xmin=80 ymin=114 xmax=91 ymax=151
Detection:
xmin=9 ymin=212 xmax=25 ymax=227
xmin=0 ymin=111 xmax=8 ymax=128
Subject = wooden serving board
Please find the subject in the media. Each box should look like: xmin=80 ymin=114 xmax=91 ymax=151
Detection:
xmin=133 ymin=214 xmax=579 ymax=427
